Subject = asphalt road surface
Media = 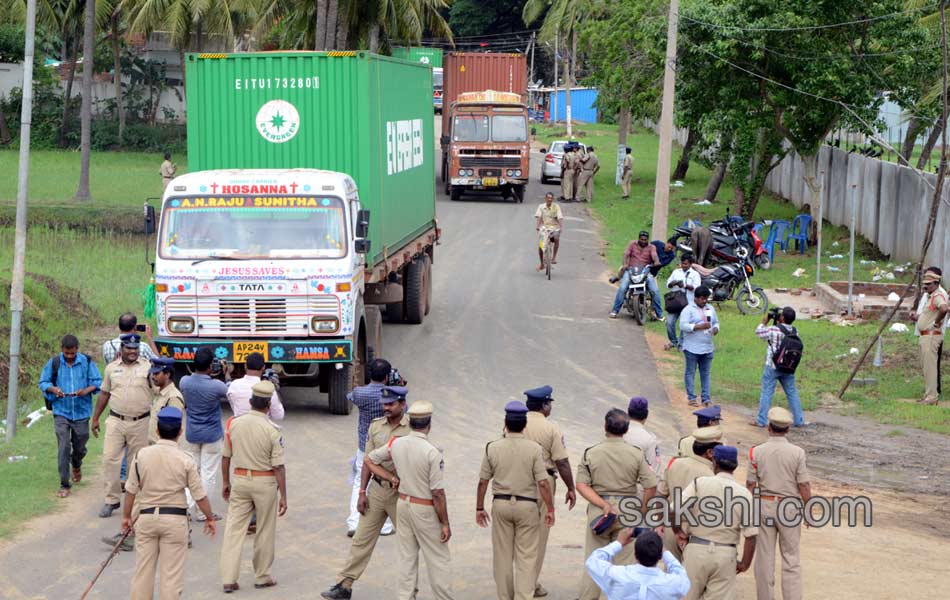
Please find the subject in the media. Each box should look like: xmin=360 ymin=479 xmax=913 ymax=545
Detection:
xmin=0 ymin=154 xmax=682 ymax=599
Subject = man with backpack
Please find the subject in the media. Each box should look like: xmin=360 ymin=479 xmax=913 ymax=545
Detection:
xmin=39 ymin=334 xmax=102 ymax=498
xmin=752 ymin=307 xmax=806 ymax=427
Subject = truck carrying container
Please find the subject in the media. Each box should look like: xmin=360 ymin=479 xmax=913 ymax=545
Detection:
xmin=441 ymin=53 xmax=527 ymax=138
xmin=390 ymin=47 xmax=444 ymax=112
xmin=151 ymin=51 xmax=438 ymax=414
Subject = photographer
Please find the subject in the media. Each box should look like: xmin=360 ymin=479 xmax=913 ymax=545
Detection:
xmin=227 ymin=352 xmax=284 ymax=420
xmin=752 ymin=307 xmax=806 ymax=427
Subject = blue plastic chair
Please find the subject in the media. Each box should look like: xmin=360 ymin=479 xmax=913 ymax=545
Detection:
xmin=681 ymin=219 xmax=702 ymax=229
xmin=765 ymin=220 xmax=791 ymax=258
xmin=786 ymin=214 xmax=812 ymax=254
xmin=753 ymin=223 xmax=764 ymax=237
xmin=728 ymin=215 xmax=744 ymax=227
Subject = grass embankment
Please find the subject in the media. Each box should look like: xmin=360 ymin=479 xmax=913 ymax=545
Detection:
xmin=534 ymin=121 xmax=949 ymax=435
xmin=0 ymin=226 xmax=150 ymax=538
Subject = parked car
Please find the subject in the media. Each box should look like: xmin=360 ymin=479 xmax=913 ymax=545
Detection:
xmin=540 ymin=140 xmax=587 ymax=184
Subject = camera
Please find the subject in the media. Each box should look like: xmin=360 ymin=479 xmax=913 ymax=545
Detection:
xmin=210 ymin=358 xmax=223 ymax=376
xmin=135 ymin=324 xmax=147 ymax=332
xmin=767 ymin=307 xmax=781 ymax=323
xmin=386 ymin=368 xmax=406 ymax=386
xmin=262 ymin=367 xmax=280 ymax=388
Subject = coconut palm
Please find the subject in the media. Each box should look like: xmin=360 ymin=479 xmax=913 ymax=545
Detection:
xmin=74 ymin=0 xmax=96 ymax=201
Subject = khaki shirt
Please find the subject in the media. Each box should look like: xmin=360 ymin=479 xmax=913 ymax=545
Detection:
xmin=623 ymin=421 xmax=659 ymax=472
xmin=748 ymin=437 xmax=809 ymax=498
xmin=658 ymin=454 xmax=713 ymax=497
xmin=622 ymin=155 xmax=633 ymax=173
xmin=682 ymin=473 xmax=756 ymax=544
xmin=160 ymin=160 xmax=177 ymax=179
xmin=918 ymin=286 xmax=949 ymax=333
xmin=223 ymin=411 xmax=284 ymax=471
xmin=576 ymin=437 xmax=657 ymax=496
xmin=365 ymin=414 xmax=411 ymax=475
xmin=535 ymin=202 xmax=564 ymax=229
xmin=479 ymin=432 xmax=548 ymax=498
xmin=148 ymin=383 xmax=186 ymax=444
xmin=126 ymin=439 xmax=206 ymax=508
xmin=581 ymin=152 xmax=600 ymax=172
xmin=369 ymin=431 xmax=444 ymax=500
xmin=101 ymin=358 xmax=153 ymax=416
xmin=561 ymin=152 xmax=578 ymax=172
xmin=523 ymin=411 xmax=568 ymax=472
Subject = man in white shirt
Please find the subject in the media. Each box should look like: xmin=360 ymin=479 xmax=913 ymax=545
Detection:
xmin=227 ymin=352 xmax=284 ymax=420
xmin=586 ymin=529 xmax=690 ymax=600
xmin=623 ymin=397 xmax=660 ymax=475
xmin=665 ymin=253 xmax=701 ymax=351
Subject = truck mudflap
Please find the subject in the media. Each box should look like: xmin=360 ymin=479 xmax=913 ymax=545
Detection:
xmin=154 ymin=338 xmax=352 ymax=363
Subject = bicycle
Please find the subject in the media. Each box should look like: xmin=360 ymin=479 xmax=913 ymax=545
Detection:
xmin=538 ymin=226 xmax=559 ymax=280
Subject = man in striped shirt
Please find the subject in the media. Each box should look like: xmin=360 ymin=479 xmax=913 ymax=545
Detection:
xmin=345 ymin=358 xmax=395 ymax=537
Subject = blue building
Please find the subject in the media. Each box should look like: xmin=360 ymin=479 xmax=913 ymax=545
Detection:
xmin=551 ymin=87 xmax=599 ymax=123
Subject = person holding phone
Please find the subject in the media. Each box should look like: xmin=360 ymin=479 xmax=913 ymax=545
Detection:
xmin=585 ymin=529 xmax=690 ymax=600
xmin=102 ymin=313 xmax=159 ymax=363
xmin=679 ymin=287 xmax=719 ymax=407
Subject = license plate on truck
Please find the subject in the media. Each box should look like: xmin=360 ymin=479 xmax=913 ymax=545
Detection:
xmin=234 ymin=341 xmax=268 ymax=363
xmin=482 ymin=177 xmax=498 ymax=187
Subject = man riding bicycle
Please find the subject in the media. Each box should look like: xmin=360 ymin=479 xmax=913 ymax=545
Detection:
xmin=609 ymin=230 xmax=664 ymax=320
xmin=535 ymin=192 xmax=564 ymax=271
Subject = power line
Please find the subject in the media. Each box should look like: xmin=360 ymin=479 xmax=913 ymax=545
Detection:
xmin=419 ymin=29 xmax=538 ymax=42
xmin=680 ymin=4 xmax=938 ymax=32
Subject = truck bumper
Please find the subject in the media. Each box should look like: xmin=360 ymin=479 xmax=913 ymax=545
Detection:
xmin=450 ymin=177 xmax=527 ymax=187
xmin=154 ymin=338 xmax=352 ymax=363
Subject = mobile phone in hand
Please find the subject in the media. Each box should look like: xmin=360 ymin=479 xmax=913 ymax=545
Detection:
xmin=135 ymin=324 xmax=147 ymax=332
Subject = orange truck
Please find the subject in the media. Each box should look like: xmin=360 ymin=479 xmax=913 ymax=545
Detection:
xmin=440 ymin=53 xmax=530 ymax=203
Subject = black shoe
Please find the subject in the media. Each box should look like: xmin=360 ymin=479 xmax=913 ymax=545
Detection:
xmin=98 ymin=502 xmax=120 ymax=518
xmin=321 ymin=584 xmax=352 ymax=599
xmin=609 ymin=276 xmax=619 ymax=284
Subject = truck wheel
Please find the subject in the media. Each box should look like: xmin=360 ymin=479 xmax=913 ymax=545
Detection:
xmin=450 ymin=186 xmax=461 ymax=201
xmin=385 ymin=301 xmax=404 ymax=323
xmin=441 ymin=155 xmax=447 ymax=184
xmin=424 ymin=256 xmax=433 ymax=316
xmin=365 ymin=306 xmax=383 ymax=381
xmin=405 ymin=257 xmax=426 ymax=325
xmin=328 ymin=365 xmax=352 ymax=415
xmin=513 ymin=185 xmax=525 ymax=203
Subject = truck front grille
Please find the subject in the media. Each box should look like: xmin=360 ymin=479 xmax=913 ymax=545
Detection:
xmin=164 ymin=295 xmax=340 ymax=336
xmin=460 ymin=156 xmax=522 ymax=168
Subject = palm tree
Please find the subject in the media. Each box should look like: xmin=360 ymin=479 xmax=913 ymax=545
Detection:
xmin=74 ymin=0 xmax=96 ymax=201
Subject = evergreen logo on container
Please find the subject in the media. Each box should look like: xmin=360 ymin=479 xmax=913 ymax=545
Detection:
xmin=256 ymin=100 xmax=300 ymax=143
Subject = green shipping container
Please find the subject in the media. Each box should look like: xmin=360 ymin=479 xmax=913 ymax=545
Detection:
xmin=185 ymin=51 xmax=436 ymax=269
xmin=390 ymin=47 xmax=443 ymax=68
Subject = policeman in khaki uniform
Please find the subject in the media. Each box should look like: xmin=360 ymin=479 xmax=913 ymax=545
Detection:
xmin=91 ymin=333 xmax=153 ymax=518
xmin=561 ymin=145 xmax=579 ymax=202
xmin=576 ymin=146 xmax=600 ymax=203
xmin=680 ymin=446 xmax=757 ymax=600
xmin=522 ymin=385 xmax=576 ymax=598
xmin=620 ymin=147 xmax=633 ymax=198
xmin=323 ymin=386 xmax=412 ymax=600
xmin=366 ymin=401 xmax=453 ymax=600
xmin=220 ymin=381 xmax=287 ymax=593
xmin=576 ymin=408 xmax=657 ymax=600
xmin=748 ymin=407 xmax=811 ymax=600
xmin=677 ymin=405 xmax=724 ymax=457
xmin=658 ymin=425 xmax=722 ymax=560
xmin=476 ymin=401 xmax=555 ymax=600
xmin=124 ymin=407 xmax=216 ymax=600
xmin=147 ymin=358 xmax=185 ymax=444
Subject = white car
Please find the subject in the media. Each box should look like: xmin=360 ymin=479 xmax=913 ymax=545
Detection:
xmin=540 ymin=140 xmax=587 ymax=184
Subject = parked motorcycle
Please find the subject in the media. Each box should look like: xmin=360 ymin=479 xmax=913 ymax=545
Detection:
xmin=700 ymin=247 xmax=769 ymax=314
xmin=673 ymin=216 xmax=770 ymax=270
xmin=622 ymin=265 xmax=652 ymax=325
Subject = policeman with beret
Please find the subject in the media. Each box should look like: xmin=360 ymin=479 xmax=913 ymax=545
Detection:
xmin=366 ymin=401 xmax=453 ymax=599
xmin=147 ymin=357 xmax=185 ymax=444
xmin=576 ymin=408 xmax=657 ymax=600
xmin=658 ymin=426 xmax=723 ymax=560
xmin=521 ymin=385 xmax=576 ymax=598
xmin=680 ymin=446 xmax=757 ymax=600
xmin=748 ymin=407 xmax=811 ymax=600
xmin=125 ymin=407 xmax=216 ymax=600
xmin=677 ymin=405 xmax=724 ymax=457
xmin=323 ymin=386 xmax=411 ymax=600
xmin=477 ymin=401 xmax=555 ymax=600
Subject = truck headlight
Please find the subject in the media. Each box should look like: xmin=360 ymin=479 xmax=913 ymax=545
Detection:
xmin=506 ymin=169 xmax=514 ymax=176
xmin=311 ymin=316 xmax=339 ymax=333
xmin=458 ymin=169 xmax=466 ymax=177
xmin=514 ymin=169 xmax=522 ymax=177
xmin=167 ymin=317 xmax=195 ymax=333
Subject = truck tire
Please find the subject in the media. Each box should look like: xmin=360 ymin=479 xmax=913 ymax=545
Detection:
xmin=385 ymin=301 xmax=404 ymax=323
xmin=365 ymin=306 xmax=383 ymax=379
xmin=424 ymin=256 xmax=433 ymax=316
xmin=441 ymin=154 xmax=447 ymax=184
xmin=450 ymin=186 xmax=462 ymax=201
xmin=405 ymin=257 xmax=426 ymax=325
xmin=513 ymin=185 xmax=525 ymax=203
xmin=328 ymin=365 xmax=352 ymax=415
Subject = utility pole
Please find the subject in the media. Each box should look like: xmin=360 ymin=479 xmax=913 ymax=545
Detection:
xmin=6 ymin=0 xmax=37 ymax=442
xmin=552 ymin=33 xmax=559 ymax=125
xmin=651 ymin=0 xmax=680 ymax=241
xmin=529 ymin=32 xmax=536 ymax=87
xmin=565 ymin=29 xmax=575 ymax=138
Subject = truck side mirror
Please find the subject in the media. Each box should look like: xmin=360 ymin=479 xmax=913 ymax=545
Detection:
xmin=355 ymin=239 xmax=371 ymax=255
xmin=144 ymin=203 xmax=156 ymax=235
xmin=356 ymin=209 xmax=370 ymax=239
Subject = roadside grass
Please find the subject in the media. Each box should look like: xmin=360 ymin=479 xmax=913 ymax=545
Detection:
xmin=534 ymin=121 xmax=949 ymax=434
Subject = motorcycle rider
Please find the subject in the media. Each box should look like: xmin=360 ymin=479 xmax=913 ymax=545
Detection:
xmin=609 ymin=231 xmax=663 ymax=320
xmin=535 ymin=192 xmax=564 ymax=270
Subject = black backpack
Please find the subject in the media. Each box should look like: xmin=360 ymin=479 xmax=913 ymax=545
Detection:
xmin=771 ymin=325 xmax=803 ymax=374
xmin=45 ymin=353 xmax=94 ymax=411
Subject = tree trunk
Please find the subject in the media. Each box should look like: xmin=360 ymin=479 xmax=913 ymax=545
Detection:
xmin=917 ymin=115 xmax=946 ymax=171
xmin=336 ymin=5 xmax=349 ymax=50
xmin=672 ymin=128 xmax=697 ymax=180
xmin=315 ymin=0 xmax=329 ymax=50
xmin=733 ymin=185 xmax=746 ymax=217
xmin=899 ymin=116 xmax=921 ymax=166
xmin=618 ymin=109 xmax=630 ymax=147
xmin=325 ymin=0 xmax=339 ymax=49
xmin=112 ymin=14 xmax=124 ymax=146
xmin=75 ymin=0 xmax=96 ymax=201
xmin=802 ymin=152 xmax=822 ymax=244
xmin=59 ymin=36 xmax=80 ymax=147
xmin=0 ymin=104 xmax=11 ymax=145
xmin=179 ymin=47 xmax=187 ymax=106
xmin=369 ymin=22 xmax=379 ymax=53
xmin=703 ymin=160 xmax=727 ymax=201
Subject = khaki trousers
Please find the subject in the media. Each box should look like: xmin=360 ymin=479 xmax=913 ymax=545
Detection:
xmin=754 ymin=500 xmax=802 ymax=600
xmin=102 ymin=415 xmax=149 ymax=504
xmin=129 ymin=513 xmax=188 ymax=600
xmin=491 ymin=497 xmax=540 ymax=600
xmin=621 ymin=172 xmax=632 ymax=196
xmin=396 ymin=497 xmax=452 ymax=600
xmin=220 ymin=474 xmax=278 ymax=585
xmin=683 ymin=543 xmax=738 ymax=600
xmin=577 ymin=171 xmax=595 ymax=202
xmin=578 ymin=502 xmax=637 ymax=600
xmin=562 ymin=171 xmax=576 ymax=200
xmin=920 ymin=334 xmax=942 ymax=401
xmin=339 ymin=481 xmax=399 ymax=581
xmin=534 ymin=477 xmax=556 ymax=584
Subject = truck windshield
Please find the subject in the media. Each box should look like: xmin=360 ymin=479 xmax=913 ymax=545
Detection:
xmin=159 ymin=195 xmax=347 ymax=260
xmin=453 ymin=114 xmax=489 ymax=142
xmin=433 ymin=70 xmax=443 ymax=88
xmin=492 ymin=115 xmax=527 ymax=142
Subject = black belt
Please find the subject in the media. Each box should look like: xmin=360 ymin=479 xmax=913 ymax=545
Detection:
xmin=546 ymin=469 xmax=556 ymax=478
xmin=689 ymin=536 xmax=736 ymax=548
xmin=140 ymin=507 xmax=188 ymax=516
xmin=372 ymin=475 xmax=395 ymax=488
xmin=110 ymin=409 xmax=151 ymax=421
xmin=493 ymin=494 xmax=538 ymax=503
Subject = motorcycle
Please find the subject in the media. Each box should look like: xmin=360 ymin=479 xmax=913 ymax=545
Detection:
xmin=700 ymin=247 xmax=769 ymax=314
xmin=673 ymin=216 xmax=771 ymax=270
xmin=622 ymin=265 xmax=652 ymax=325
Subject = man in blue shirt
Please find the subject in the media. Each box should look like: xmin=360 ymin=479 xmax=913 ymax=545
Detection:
xmin=679 ymin=286 xmax=720 ymax=407
xmin=180 ymin=346 xmax=228 ymax=520
xmin=586 ymin=529 xmax=691 ymax=600
xmin=39 ymin=334 xmax=102 ymax=498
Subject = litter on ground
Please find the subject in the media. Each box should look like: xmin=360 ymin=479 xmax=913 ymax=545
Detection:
xmin=887 ymin=292 xmax=900 ymax=302
xmin=792 ymin=268 xmax=806 ymax=277
xmin=890 ymin=323 xmax=909 ymax=333
xmin=694 ymin=199 xmax=712 ymax=205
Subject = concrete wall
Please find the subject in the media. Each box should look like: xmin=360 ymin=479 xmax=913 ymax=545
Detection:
xmin=0 ymin=62 xmax=24 ymax=100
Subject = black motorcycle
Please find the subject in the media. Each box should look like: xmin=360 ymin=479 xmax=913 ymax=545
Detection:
xmin=673 ymin=216 xmax=770 ymax=269
xmin=700 ymin=247 xmax=769 ymax=314
xmin=622 ymin=265 xmax=652 ymax=325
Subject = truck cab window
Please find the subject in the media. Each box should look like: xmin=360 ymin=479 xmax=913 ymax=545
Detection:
xmin=453 ymin=114 xmax=489 ymax=142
